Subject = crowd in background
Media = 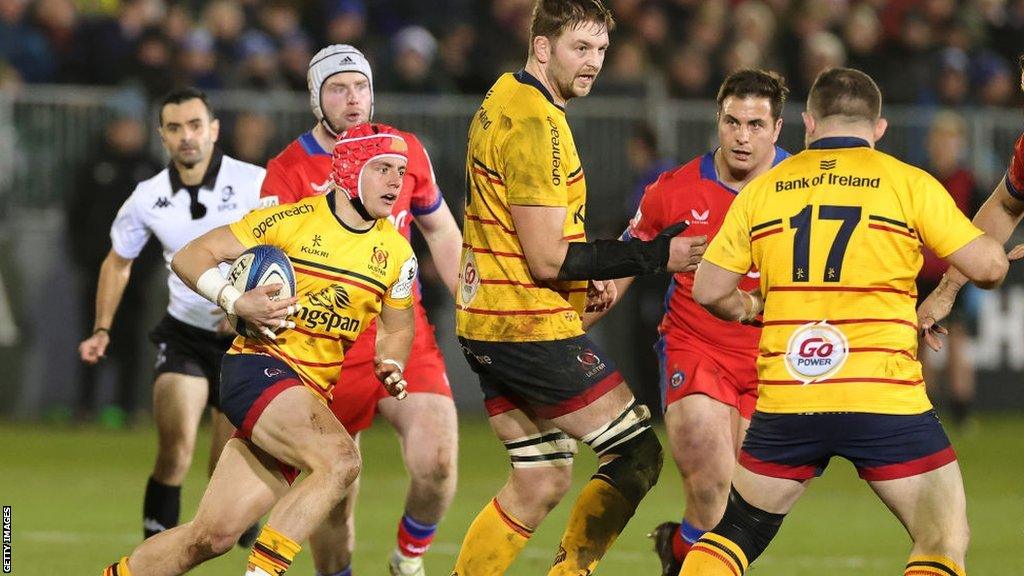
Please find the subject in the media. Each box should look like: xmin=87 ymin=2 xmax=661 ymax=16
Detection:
xmin=2 ymin=0 xmax=1024 ymax=107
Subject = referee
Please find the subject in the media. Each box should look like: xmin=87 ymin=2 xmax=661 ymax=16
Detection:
xmin=77 ymin=87 xmax=268 ymax=546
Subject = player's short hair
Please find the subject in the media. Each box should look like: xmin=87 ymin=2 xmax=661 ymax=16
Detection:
xmin=529 ymin=0 xmax=615 ymax=47
xmin=158 ymin=87 xmax=215 ymax=126
xmin=717 ymin=69 xmax=789 ymax=121
xmin=807 ymin=67 xmax=881 ymax=123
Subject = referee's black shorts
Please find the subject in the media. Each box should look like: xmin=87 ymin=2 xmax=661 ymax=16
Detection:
xmin=148 ymin=314 xmax=234 ymax=409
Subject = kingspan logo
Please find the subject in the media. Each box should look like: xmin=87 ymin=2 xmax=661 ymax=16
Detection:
xmin=296 ymin=284 xmax=360 ymax=333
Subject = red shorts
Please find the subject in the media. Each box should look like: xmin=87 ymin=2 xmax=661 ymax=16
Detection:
xmin=330 ymin=306 xmax=452 ymax=434
xmin=656 ymin=337 xmax=758 ymax=419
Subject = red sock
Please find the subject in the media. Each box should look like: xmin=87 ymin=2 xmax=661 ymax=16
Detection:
xmin=671 ymin=526 xmax=692 ymax=561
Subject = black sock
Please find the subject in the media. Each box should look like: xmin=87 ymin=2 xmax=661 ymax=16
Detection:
xmin=143 ymin=476 xmax=181 ymax=538
xmin=950 ymin=398 xmax=972 ymax=427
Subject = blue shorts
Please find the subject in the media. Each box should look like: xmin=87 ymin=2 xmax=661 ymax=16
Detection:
xmin=739 ymin=410 xmax=956 ymax=481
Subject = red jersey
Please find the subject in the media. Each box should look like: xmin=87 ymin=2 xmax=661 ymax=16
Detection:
xmin=624 ymin=148 xmax=789 ymax=351
xmin=918 ymin=167 xmax=976 ymax=282
xmin=261 ymin=129 xmax=445 ymax=364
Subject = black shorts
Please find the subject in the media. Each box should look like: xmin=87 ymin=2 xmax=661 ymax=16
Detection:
xmin=148 ymin=314 xmax=234 ymax=410
xmin=738 ymin=410 xmax=956 ymax=481
xmin=459 ymin=334 xmax=624 ymax=419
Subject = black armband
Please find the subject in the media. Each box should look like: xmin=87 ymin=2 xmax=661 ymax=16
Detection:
xmin=557 ymin=237 xmax=671 ymax=281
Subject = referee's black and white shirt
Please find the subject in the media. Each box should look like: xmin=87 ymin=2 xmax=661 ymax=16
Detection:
xmin=110 ymin=150 xmax=271 ymax=332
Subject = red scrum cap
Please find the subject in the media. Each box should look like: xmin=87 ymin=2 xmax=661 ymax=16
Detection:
xmin=331 ymin=123 xmax=408 ymax=220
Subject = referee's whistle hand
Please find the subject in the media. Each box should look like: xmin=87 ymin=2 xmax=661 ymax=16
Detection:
xmin=666 ymin=235 xmax=707 ymax=273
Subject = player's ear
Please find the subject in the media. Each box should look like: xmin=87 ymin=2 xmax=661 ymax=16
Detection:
xmin=772 ymin=117 xmax=783 ymax=143
xmin=801 ymin=111 xmax=815 ymax=136
xmin=533 ymin=35 xmax=550 ymax=64
xmin=873 ymin=117 xmax=888 ymax=143
xmin=210 ymin=118 xmax=220 ymax=143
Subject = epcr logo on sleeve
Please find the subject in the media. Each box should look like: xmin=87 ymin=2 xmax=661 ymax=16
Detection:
xmin=784 ymin=321 xmax=849 ymax=383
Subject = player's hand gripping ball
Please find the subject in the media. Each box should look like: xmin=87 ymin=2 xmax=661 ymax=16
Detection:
xmin=226 ymin=245 xmax=297 ymax=339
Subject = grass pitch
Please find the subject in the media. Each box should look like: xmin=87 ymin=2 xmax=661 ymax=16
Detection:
xmin=1 ymin=415 xmax=1021 ymax=575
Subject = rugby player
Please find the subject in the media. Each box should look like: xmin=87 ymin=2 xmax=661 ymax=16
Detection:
xmin=452 ymin=1 xmax=707 ymax=574
xmin=103 ymin=123 xmax=418 ymax=576
xmin=682 ymin=68 xmax=1008 ymax=576
xmin=260 ymin=45 xmax=460 ymax=576
xmin=596 ymin=69 xmax=791 ymax=575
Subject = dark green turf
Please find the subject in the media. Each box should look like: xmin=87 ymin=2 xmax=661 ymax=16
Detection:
xmin=1 ymin=415 xmax=1020 ymax=575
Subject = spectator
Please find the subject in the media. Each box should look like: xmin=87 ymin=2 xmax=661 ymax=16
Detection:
xmin=843 ymin=4 xmax=887 ymax=86
xmin=177 ymin=29 xmax=222 ymax=91
xmin=31 ymin=0 xmax=77 ymax=83
xmin=918 ymin=110 xmax=980 ymax=430
xmin=203 ymin=0 xmax=245 ymax=78
xmin=382 ymin=25 xmax=453 ymax=94
xmin=667 ymin=45 xmax=714 ymax=99
xmin=127 ymin=27 xmax=176 ymax=98
xmin=0 ymin=0 xmax=56 ymax=83
xmin=279 ymin=30 xmax=312 ymax=92
xmin=73 ymin=0 xmax=163 ymax=86
xmin=797 ymin=31 xmax=846 ymax=98
xmin=222 ymin=110 xmax=276 ymax=166
xmin=973 ymin=50 xmax=1015 ymax=106
xmin=438 ymin=22 xmax=491 ymax=94
xmin=598 ymin=34 xmax=649 ymax=96
xmin=935 ymin=47 xmax=970 ymax=107
xmin=324 ymin=0 xmax=367 ymax=46
xmin=260 ymin=0 xmax=300 ymax=45
xmin=229 ymin=29 xmax=283 ymax=91
xmin=66 ymin=98 xmax=161 ymax=425
xmin=162 ymin=3 xmax=192 ymax=45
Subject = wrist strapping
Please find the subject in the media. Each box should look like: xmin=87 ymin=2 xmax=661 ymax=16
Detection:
xmin=557 ymin=237 xmax=671 ymax=281
xmin=379 ymin=358 xmax=404 ymax=372
xmin=738 ymin=290 xmax=761 ymax=323
xmin=196 ymin=268 xmax=241 ymax=315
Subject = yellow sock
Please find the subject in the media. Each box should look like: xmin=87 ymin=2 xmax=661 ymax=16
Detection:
xmin=905 ymin=554 xmax=966 ymax=576
xmin=548 ymin=478 xmax=634 ymax=576
xmin=245 ymin=525 xmax=301 ymax=576
xmin=680 ymin=533 xmax=750 ymax=576
xmin=452 ymin=498 xmax=532 ymax=575
xmin=102 ymin=557 xmax=132 ymax=576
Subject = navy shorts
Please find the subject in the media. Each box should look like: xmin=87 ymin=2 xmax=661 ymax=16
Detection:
xmin=219 ymin=353 xmax=304 ymax=437
xmin=739 ymin=410 xmax=956 ymax=481
xmin=458 ymin=334 xmax=624 ymax=419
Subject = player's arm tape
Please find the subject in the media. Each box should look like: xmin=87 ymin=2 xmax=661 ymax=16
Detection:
xmin=196 ymin=268 xmax=241 ymax=315
xmin=557 ymin=221 xmax=688 ymax=281
xmin=557 ymin=237 xmax=672 ymax=280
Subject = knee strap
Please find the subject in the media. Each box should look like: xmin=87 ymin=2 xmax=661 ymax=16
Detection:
xmin=592 ymin=426 xmax=663 ymax=505
xmin=714 ymin=487 xmax=786 ymax=564
xmin=504 ymin=429 xmax=577 ymax=469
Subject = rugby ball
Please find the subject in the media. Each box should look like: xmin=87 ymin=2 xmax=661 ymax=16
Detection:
xmin=226 ymin=245 xmax=296 ymax=338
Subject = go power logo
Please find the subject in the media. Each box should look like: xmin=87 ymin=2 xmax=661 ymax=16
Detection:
xmin=784 ymin=321 xmax=849 ymax=383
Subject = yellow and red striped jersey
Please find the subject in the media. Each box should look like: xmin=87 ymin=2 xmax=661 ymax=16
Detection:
xmin=228 ymin=192 xmax=416 ymax=399
xmin=457 ymin=71 xmax=588 ymax=342
xmin=704 ymin=137 xmax=983 ymax=414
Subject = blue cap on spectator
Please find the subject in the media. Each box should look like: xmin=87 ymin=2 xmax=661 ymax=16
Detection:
xmin=283 ymin=30 xmax=312 ymax=51
xmin=107 ymin=89 xmax=147 ymax=120
xmin=326 ymin=0 xmax=366 ymax=20
xmin=184 ymin=29 xmax=214 ymax=54
xmin=939 ymin=47 xmax=968 ymax=74
xmin=239 ymin=30 xmax=276 ymax=59
xmin=972 ymin=51 xmax=1010 ymax=85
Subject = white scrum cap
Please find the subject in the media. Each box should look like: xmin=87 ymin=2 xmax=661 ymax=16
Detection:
xmin=307 ymin=44 xmax=374 ymax=128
